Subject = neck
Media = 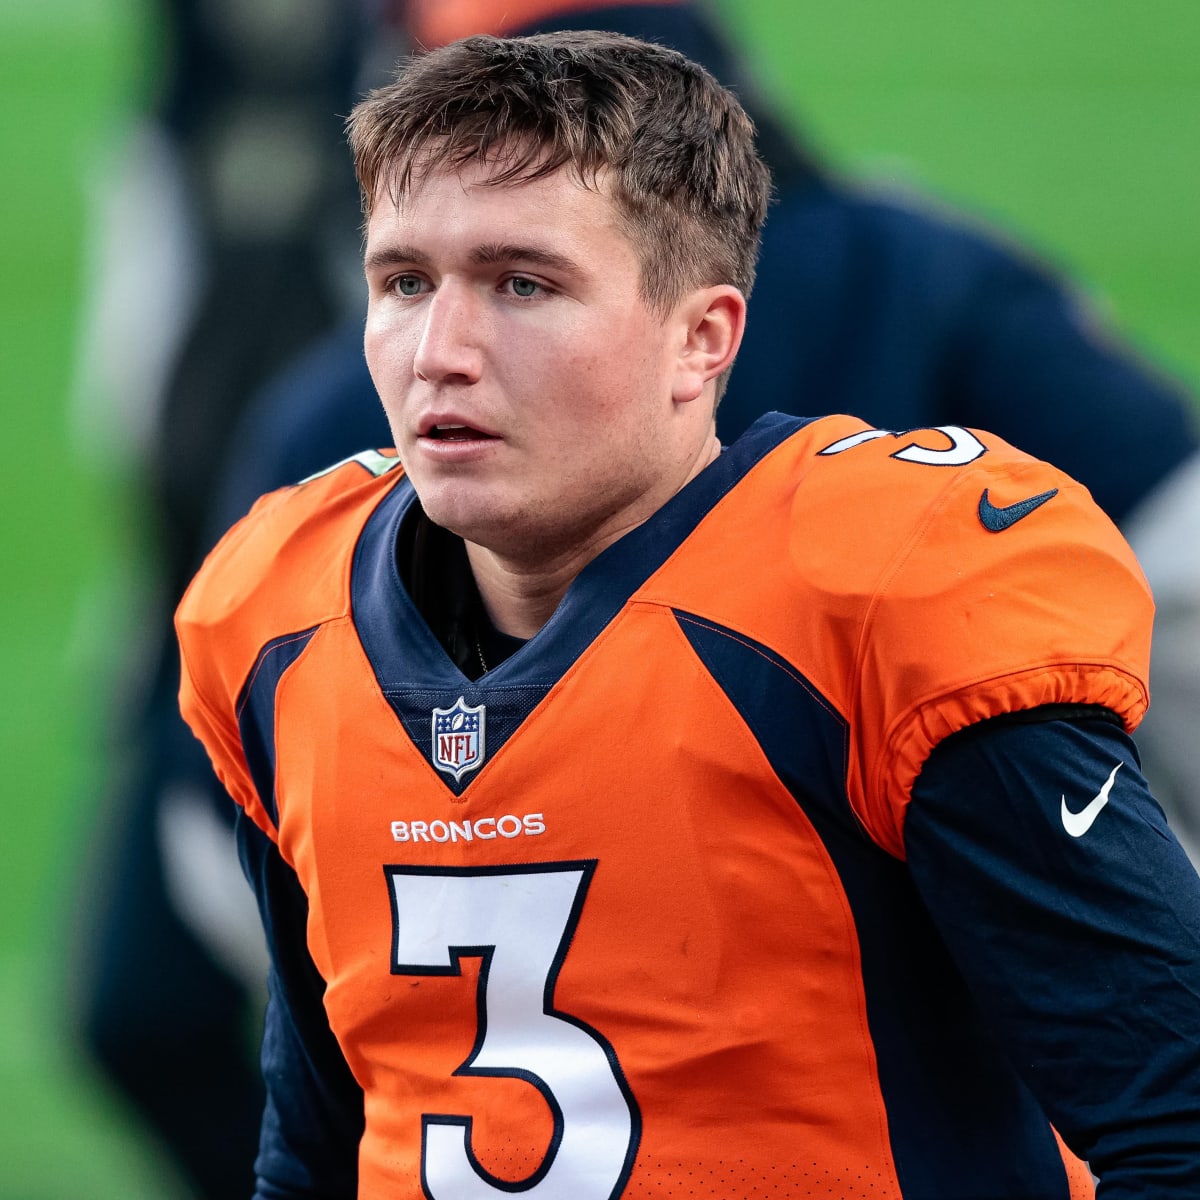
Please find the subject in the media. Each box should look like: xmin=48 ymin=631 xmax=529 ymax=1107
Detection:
xmin=465 ymin=432 xmax=722 ymax=638
xmin=464 ymin=541 xmax=591 ymax=640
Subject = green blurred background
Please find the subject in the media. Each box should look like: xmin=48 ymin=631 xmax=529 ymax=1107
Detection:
xmin=1 ymin=1 xmax=1196 ymax=1195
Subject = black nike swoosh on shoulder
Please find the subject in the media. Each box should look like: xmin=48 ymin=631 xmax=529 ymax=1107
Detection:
xmin=977 ymin=487 xmax=1059 ymax=532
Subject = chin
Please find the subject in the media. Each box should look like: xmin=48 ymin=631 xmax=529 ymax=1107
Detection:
xmin=419 ymin=494 xmax=514 ymax=545
xmin=412 ymin=479 xmax=486 ymax=525
xmin=417 ymin=485 xmax=587 ymax=561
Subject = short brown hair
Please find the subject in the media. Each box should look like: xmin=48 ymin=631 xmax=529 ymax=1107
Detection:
xmin=347 ymin=30 xmax=772 ymax=314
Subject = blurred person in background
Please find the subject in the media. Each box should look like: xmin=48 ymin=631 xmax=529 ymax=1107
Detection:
xmin=69 ymin=0 xmax=369 ymax=1195
xmin=71 ymin=0 xmax=1200 ymax=1195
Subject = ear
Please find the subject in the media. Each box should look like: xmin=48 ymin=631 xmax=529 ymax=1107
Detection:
xmin=671 ymin=285 xmax=747 ymax=405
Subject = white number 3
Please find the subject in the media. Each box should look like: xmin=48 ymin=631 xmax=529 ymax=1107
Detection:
xmin=819 ymin=424 xmax=987 ymax=466
xmin=386 ymin=862 xmax=639 ymax=1198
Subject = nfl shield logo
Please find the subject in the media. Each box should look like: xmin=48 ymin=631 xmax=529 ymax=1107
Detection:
xmin=431 ymin=697 xmax=486 ymax=782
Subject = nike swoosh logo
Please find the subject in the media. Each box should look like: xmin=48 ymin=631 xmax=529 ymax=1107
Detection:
xmin=978 ymin=487 xmax=1059 ymax=532
xmin=1061 ymin=762 xmax=1122 ymax=837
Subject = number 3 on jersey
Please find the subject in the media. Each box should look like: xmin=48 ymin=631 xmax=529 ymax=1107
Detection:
xmin=386 ymin=862 xmax=640 ymax=1198
xmin=818 ymin=424 xmax=987 ymax=465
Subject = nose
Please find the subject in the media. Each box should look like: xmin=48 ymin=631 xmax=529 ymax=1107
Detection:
xmin=412 ymin=282 xmax=483 ymax=385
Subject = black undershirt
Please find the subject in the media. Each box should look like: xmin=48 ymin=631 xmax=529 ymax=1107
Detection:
xmin=395 ymin=504 xmax=527 ymax=680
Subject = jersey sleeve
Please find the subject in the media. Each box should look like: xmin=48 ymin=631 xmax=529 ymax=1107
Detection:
xmin=827 ymin=427 xmax=1154 ymax=857
xmin=176 ymin=490 xmax=292 ymax=844
xmin=906 ymin=710 xmax=1200 ymax=1191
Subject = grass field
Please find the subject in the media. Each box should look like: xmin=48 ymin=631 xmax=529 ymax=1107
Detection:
xmin=1 ymin=1 xmax=1196 ymax=1195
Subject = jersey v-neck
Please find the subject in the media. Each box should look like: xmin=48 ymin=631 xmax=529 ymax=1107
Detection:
xmin=349 ymin=412 xmax=808 ymax=789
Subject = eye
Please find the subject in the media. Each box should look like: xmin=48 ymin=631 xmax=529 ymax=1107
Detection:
xmin=391 ymin=274 xmax=426 ymax=297
xmin=507 ymin=276 xmax=540 ymax=298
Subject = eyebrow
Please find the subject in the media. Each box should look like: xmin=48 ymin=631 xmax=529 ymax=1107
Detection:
xmin=363 ymin=242 xmax=584 ymax=277
xmin=362 ymin=244 xmax=429 ymax=275
xmin=470 ymin=242 xmax=583 ymax=276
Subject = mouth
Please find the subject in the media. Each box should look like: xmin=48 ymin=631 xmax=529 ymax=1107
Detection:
xmin=426 ymin=423 xmax=492 ymax=442
xmin=417 ymin=417 xmax=501 ymax=446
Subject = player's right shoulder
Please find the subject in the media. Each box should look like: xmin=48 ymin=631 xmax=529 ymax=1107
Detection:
xmin=178 ymin=448 xmax=405 ymax=651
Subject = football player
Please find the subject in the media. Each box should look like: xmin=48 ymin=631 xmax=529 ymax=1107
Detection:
xmin=178 ymin=30 xmax=1200 ymax=1197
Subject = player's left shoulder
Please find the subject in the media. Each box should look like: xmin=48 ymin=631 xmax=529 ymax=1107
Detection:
xmin=778 ymin=416 xmax=1153 ymax=664
xmin=800 ymin=421 xmax=1155 ymax=853
xmin=796 ymin=415 xmax=1130 ymax=550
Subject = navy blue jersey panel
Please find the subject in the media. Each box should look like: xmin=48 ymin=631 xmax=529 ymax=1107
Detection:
xmin=672 ymin=611 xmax=851 ymax=831
xmin=351 ymin=479 xmax=474 ymax=687
xmin=236 ymin=813 xmax=363 ymax=1198
xmin=907 ymin=715 xmax=1200 ymax=1191
xmin=235 ymin=628 xmax=319 ymax=828
xmin=676 ymin=612 xmax=1073 ymax=1198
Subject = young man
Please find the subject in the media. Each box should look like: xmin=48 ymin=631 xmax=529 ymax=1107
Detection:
xmin=177 ymin=31 xmax=1200 ymax=1198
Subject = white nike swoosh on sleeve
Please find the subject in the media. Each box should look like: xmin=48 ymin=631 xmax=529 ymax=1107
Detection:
xmin=1061 ymin=762 xmax=1123 ymax=838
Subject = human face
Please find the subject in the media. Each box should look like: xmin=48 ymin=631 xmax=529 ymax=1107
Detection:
xmin=362 ymin=159 xmax=720 ymax=570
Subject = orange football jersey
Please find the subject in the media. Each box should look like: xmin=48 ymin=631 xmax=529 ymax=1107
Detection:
xmin=178 ymin=414 xmax=1150 ymax=1198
